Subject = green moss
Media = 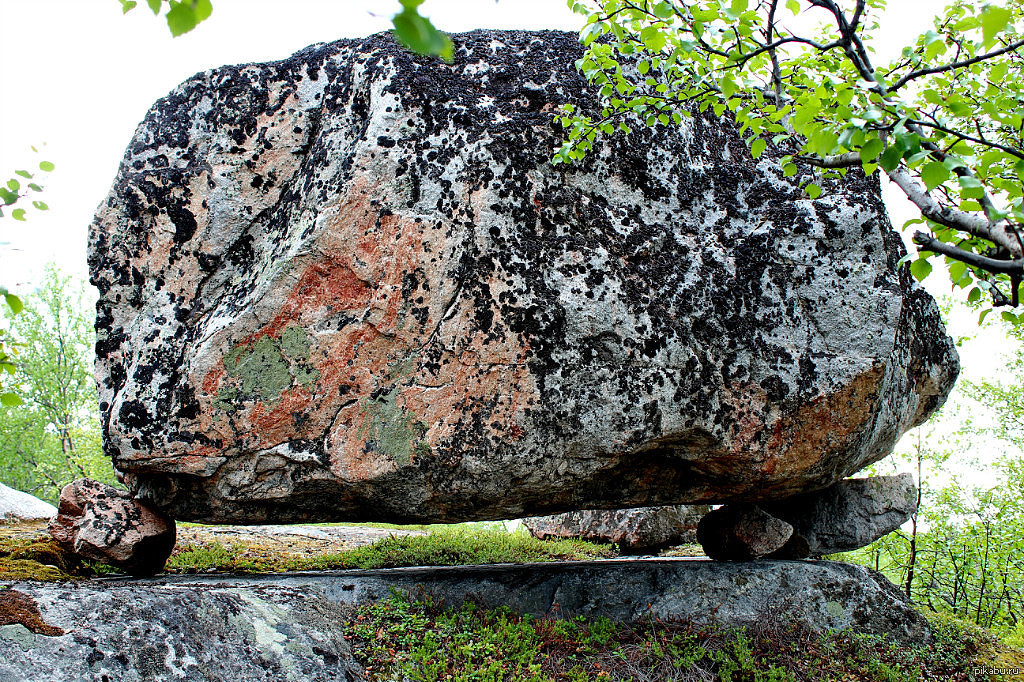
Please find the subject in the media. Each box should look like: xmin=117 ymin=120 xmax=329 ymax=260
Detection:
xmin=0 ymin=537 xmax=113 ymax=582
xmin=163 ymin=528 xmax=614 ymax=575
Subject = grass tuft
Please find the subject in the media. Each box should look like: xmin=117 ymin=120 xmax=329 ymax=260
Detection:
xmin=345 ymin=592 xmax=1023 ymax=681
xmin=165 ymin=527 xmax=614 ymax=574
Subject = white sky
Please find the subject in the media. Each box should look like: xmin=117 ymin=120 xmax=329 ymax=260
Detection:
xmin=0 ymin=0 xmax=1016 ymax=475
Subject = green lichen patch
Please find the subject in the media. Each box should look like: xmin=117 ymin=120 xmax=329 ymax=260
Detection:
xmin=357 ymin=388 xmax=430 ymax=467
xmin=217 ymin=326 xmax=321 ymax=410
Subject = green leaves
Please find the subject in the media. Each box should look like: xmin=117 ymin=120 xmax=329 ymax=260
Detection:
xmin=981 ymin=4 xmax=1012 ymax=45
xmin=392 ymin=0 xmax=453 ymax=62
xmin=166 ymin=0 xmax=212 ymax=37
xmin=118 ymin=0 xmax=213 ymax=37
xmin=911 ymin=258 xmax=934 ymax=282
xmin=859 ymin=137 xmax=884 ymax=164
xmin=1 ymin=154 xmax=53 ymax=220
xmin=921 ymin=162 xmax=951 ymax=192
xmin=3 ymin=293 xmax=23 ymax=315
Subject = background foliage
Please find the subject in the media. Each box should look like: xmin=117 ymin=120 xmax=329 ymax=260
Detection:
xmin=0 ymin=267 xmax=117 ymax=502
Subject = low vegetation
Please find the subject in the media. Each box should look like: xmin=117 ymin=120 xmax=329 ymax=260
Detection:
xmin=165 ymin=526 xmax=615 ymax=574
xmin=345 ymin=591 xmax=1024 ymax=682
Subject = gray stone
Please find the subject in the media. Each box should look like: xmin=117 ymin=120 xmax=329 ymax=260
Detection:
xmin=89 ymin=29 xmax=958 ymax=525
xmin=0 ymin=582 xmax=364 ymax=682
xmin=524 ymin=505 xmax=709 ymax=552
xmin=0 ymin=483 xmax=56 ymax=523
xmin=697 ymin=504 xmax=795 ymax=560
xmin=764 ymin=474 xmax=919 ymax=557
xmin=48 ymin=478 xmax=176 ymax=576
xmin=0 ymin=558 xmax=931 ymax=681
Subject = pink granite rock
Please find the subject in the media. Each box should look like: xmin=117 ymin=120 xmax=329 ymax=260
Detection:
xmin=48 ymin=478 xmax=176 ymax=576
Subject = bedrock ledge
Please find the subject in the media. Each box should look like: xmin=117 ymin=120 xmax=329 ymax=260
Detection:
xmin=1 ymin=559 xmax=928 ymax=681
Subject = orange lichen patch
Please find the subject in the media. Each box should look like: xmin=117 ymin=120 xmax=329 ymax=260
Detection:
xmin=256 ymin=257 xmax=374 ymax=346
xmin=0 ymin=590 xmax=64 ymax=636
xmin=249 ymin=385 xmax=317 ymax=443
xmin=766 ymin=365 xmax=883 ymax=483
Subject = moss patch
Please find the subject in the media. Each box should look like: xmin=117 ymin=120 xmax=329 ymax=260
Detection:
xmin=0 ymin=535 xmax=111 ymax=582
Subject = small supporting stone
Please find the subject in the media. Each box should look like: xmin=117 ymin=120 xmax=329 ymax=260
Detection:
xmin=48 ymin=478 xmax=176 ymax=576
xmin=762 ymin=474 xmax=919 ymax=558
xmin=697 ymin=504 xmax=793 ymax=561
xmin=523 ymin=505 xmax=710 ymax=553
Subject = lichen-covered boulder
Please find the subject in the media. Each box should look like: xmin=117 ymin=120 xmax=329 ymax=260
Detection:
xmin=524 ymin=505 xmax=708 ymax=553
xmin=89 ymin=30 xmax=958 ymax=524
xmin=48 ymin=479 xmax=176 ymax=576
xmin=763 ymin=474 xmax=919 ymax=557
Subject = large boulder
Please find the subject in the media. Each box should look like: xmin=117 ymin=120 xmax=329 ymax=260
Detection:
xmin=0 ymin=483 xmax=56 ymax=523
xmin=524 ymin=505 xmax=709 ymax=552
xmin=89 ymin=30 xmax=958 ymax=524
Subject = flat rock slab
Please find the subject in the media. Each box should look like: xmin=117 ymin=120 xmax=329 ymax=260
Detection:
xmin=176 ymin=523 xmax=427 ymax=558
xmin=1 ymin=559 xmax=928 ymax=681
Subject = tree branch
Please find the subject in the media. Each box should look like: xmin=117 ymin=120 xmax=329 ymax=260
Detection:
xmin=913 ymin=231 xmax=1024 ymax=275
xmin=892 ymin=38 xmax=1024 ymax=91
xmin=886 ymin=165 xmax=1023 ymax=258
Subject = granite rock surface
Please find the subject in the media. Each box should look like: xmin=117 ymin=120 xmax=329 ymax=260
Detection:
xmin=764 ymin=473 xmax=919 ymax=557
xmin=0 ymin=483 xmax=56 ymax=523
xmin=524 ymin=505 xmax=709 ymax=552
xmin=89 ymin=29 xmax=958 ymax=524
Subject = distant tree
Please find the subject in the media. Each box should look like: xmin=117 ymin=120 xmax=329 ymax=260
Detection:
xmin=0 ymin=267 xmax=117 ymax=502
xmin=0 ymin=150 xmax=54 ymax=406
xmin=557 ymin=0 xmax=1024 ymax=326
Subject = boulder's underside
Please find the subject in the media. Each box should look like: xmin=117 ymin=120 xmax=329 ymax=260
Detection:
xmin=89 ymin=30 xmax=958 ymax=524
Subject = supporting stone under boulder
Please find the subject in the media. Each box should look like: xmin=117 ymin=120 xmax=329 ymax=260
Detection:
xmin=89 ymin=29 xmax=958 ymax=525
xmin=48 ymin=479 xmax=176 ymax=576
xmin=0 ymin=558 xmax=930 ymax=680
xmin=696 ymin=475 xmax=919 ymax=561
xmin=524 ymin=505 xmax=709 ymax=552
xmin=763 ymin=474 xmax=918 ymax=558
xmin=697 ymin=505 xmax=794 ymax=561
